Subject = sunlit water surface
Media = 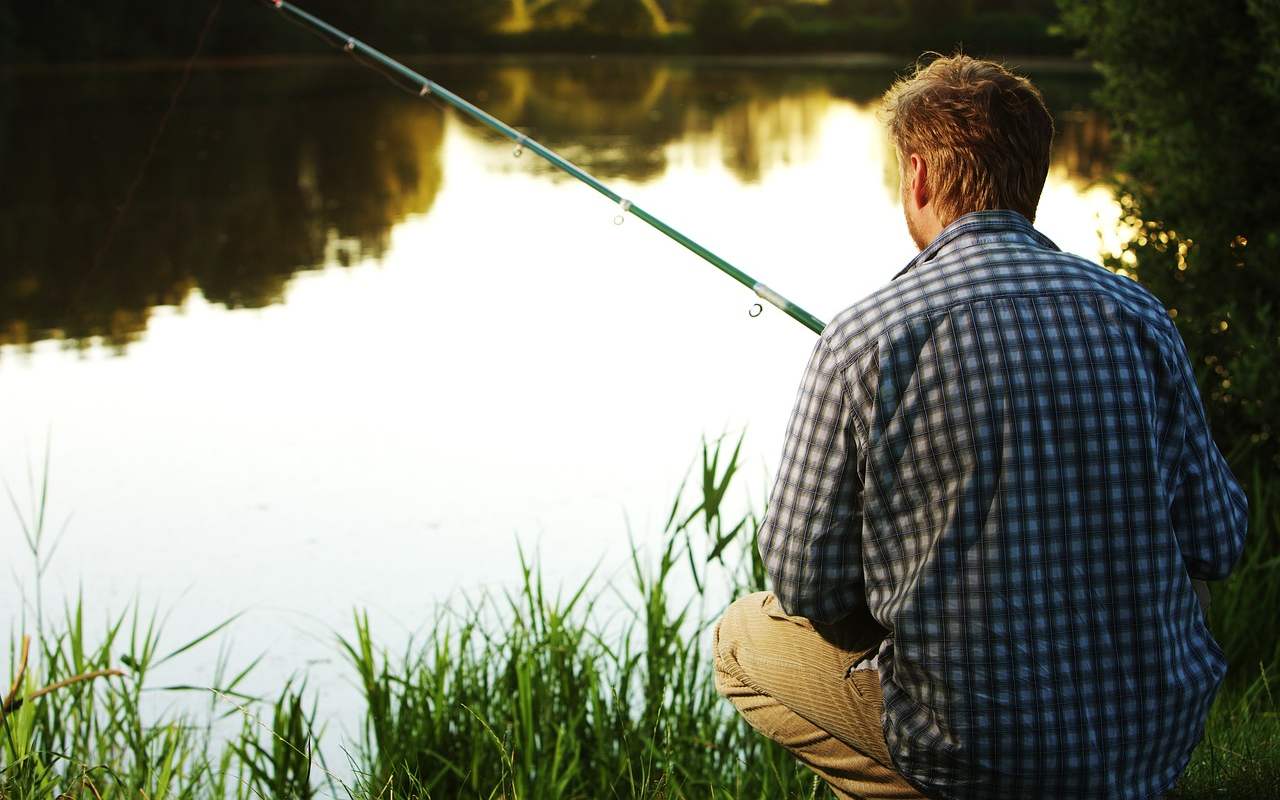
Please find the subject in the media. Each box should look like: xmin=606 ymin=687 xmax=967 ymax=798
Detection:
xmin=0 ymin=57 xmax=1117 ymax=744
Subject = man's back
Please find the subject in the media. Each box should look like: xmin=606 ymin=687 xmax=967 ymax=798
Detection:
xmin=758 ymin=210 xmax=1248 ymax=798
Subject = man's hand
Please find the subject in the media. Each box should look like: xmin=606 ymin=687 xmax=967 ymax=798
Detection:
xmin=1193 ymin=579 xmax=1211 ymax=614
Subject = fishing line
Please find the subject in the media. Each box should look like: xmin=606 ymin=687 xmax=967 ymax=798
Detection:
xmin=71 ymin=0 xmax=224 ymax=315
xmin=262 ymin=0 xmax=827 ymax=334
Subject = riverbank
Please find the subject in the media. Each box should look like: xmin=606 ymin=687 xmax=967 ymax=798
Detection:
xmin=3 ymin=441 xmax=1277 ymax=798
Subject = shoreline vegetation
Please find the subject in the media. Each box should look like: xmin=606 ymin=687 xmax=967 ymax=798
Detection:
xmin=0 ymin=3 xmax=1079 ymax=68
xmin=2 ymin=439 xmax=1278 ymax=798
xmin=0 ymin=51 xmax=1097 ymax=80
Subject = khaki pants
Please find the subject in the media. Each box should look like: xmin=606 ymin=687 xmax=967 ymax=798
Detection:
xmin=713 ymin=592 xmax=927 ymax=800
xmin=714 ymin=586 xmax=1211 ymax=799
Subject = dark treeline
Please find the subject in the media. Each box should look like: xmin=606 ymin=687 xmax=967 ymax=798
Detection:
xmin=0 ymin=0 xmax=1075 ymax=65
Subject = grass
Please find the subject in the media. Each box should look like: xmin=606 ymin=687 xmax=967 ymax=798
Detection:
xmin=1175 ymin=669 xmax=1280 ymax=799
xmin=2 ymin=436 xmax=1278 ymax=799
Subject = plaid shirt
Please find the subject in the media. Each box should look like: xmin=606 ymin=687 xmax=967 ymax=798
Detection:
xmin=759 ymin=210 xmax=1248 ymax=799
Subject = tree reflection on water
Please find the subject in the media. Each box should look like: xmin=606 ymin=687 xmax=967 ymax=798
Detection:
xmin=0 ymin=58 xmax=1106 ymax=352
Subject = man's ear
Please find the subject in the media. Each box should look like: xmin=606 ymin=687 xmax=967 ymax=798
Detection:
xmin=908 ymin=153 xmax=929 ymax=211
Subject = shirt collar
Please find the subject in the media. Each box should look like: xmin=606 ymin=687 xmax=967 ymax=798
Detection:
xmin=892 ymin=209 xmax=1061 ymax=280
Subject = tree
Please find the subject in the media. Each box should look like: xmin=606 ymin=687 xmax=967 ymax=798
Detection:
xmin=656 ymin=0 xmax=701 ymax=25
xmin=582 ymin=0 xmax=657 ymax=35
xmin=0 ymin=4 xmax=20 ymax=62
xmin=394 ymin=0 xmax=507 ymax=48
xmin=826 ymin=0 xmax=905 ymax=19
xmin=692 ymin=0 xmax=748 ymax=49
xmin=743 ymin=7 xmax=797 ymax=48
xmin=901 ymin=0 xmax=972 ymax=24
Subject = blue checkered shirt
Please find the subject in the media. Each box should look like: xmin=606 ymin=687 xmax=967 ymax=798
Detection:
xmin=759 ymin=210 xmax=1248 ymax=799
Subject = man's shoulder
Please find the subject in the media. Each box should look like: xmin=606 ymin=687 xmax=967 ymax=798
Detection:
xmin=820 ymin=243 xmax=1176 ymax=363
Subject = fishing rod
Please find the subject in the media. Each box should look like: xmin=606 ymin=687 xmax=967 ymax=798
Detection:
xmin=262 ymin=0 xmax=827 ymax=335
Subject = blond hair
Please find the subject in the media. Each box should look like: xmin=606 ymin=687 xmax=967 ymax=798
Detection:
xmin=881 ymin=54 xmax=1055 ymax=224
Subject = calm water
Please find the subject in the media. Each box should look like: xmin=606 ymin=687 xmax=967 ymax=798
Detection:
xmin=0 ymin=56 xmax=1116 ymax=729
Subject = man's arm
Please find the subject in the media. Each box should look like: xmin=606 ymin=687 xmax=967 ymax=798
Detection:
xmin=758 ymin=334 xmax=865 ymax=623
xmin=1167 ymin=329 xmax=1248 ymax=581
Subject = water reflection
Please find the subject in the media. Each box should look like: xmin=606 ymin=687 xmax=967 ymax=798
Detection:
xmin=0 ymin=58 xmax=1106 ymax=352
xmin=0 ymin=66 xmax=445 ymax=350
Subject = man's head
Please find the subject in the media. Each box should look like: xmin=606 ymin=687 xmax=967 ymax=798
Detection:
xmin=881 ymin=55 xmax=1055 ymax=250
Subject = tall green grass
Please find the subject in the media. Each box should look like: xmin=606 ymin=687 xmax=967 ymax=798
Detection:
xmin=1205 ymin=468 xmax=1280 ymax=683
xmin=1173 ymin=468 xmax=1280 ymax=798
xmin=2 ymin=600 xmax=264 ymax=799
xmin=336 ymin=434 xmax=821 ymax=798
xmin=2 ymin=438 xmax=1277 ymax=798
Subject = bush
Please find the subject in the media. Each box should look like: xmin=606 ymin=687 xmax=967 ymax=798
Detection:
xmin=0 ymin=5 xmax=16 ymax=61
xmin=582 ymin=0 xmax=658 ymax=36
xmin=692 ymin=0 xmax=748 ymax=50
xmin=826 ymin=0 xmax=905 ymax=19
xmin=743 ymin=7 xmax=797 ymax=49
xmin=903 ymin=0 xmax=973 ymax=25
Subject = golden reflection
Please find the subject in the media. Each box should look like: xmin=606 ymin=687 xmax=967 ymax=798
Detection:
xmin=0 ymin=59 xmax=1111 ymax=353
xmin=697 ymin=89 xmax=829 ymax=182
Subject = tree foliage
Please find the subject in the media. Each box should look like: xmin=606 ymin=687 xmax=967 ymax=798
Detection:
xmin=403 ymin=0 xmax=507 ymax=36
xmin=658 ymin=0 xmax=703 ymax=23
xmin=583 ymin=0 xmax=658 ymax=35
xmin=744 ymin=7 xmax=797 ymax=46
xmin=692 ymin=0 xmax=749 ymax=48
xmin=1 ymin=0 xmax=508 ymax=62
xmin=1057 ymin=0 xmax=1280 ymax=474
xmin=1 ymin=0 xmax=1078 ymax=61
xmin=901 ymin=0 xmax=973 ymax=23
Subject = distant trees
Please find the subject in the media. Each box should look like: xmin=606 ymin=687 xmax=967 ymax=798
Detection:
xmin=0 ymin=0 xmax=1073 ymax=62
xmin=899 ymin=0 xmax=972 ymax=23
xmin=531 ymin=0 xmax=594 ymax=30
xmin=406 ymin=0 xmax=508 ymax=36
xmin=0 ymin=5 xmax=18 ymax=62
xmin=657 ymin=0 xmax=703 ymax=24
xmin=582 ymin=0 xmax=659 ymax=35
xmin=515 ymin=0 xmax=668 ymax=35
xmin=1 ymin=0 xmax=511 ymax=62
xmin=10 ymin=3 xmax=190 ymax=61
xmin=391 ymin=0 xmax=508 ymax=48
xmin=692 ymin=0 xmax=749 ymax=47
xmin=826 ymin=0 xmax=1060 ymax=21
xmin=826 ymin=0 xmax=905 ymax=18
xmin=743 ymin=7 xmax=797 ymax=47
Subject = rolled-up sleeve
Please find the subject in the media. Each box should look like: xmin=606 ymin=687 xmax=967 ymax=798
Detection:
xmin=758 ymin=334 xmax=865 ymax=623
xmin=1168 ymin=333 xmax=1249 ymax=581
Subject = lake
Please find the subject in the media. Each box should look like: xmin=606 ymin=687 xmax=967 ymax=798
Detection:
xmin=0 ymin=55 xmax=1117 ymax=734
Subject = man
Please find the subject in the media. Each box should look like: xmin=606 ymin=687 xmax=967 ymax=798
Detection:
xmin=714 ymin=55 xmax=1248 ymax=799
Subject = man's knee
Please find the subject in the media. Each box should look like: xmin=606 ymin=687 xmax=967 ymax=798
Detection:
xmin=713 ymin=592 xmax=771 ymax=693
xmin=717 ymin=592 xmax=769 ymax=647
